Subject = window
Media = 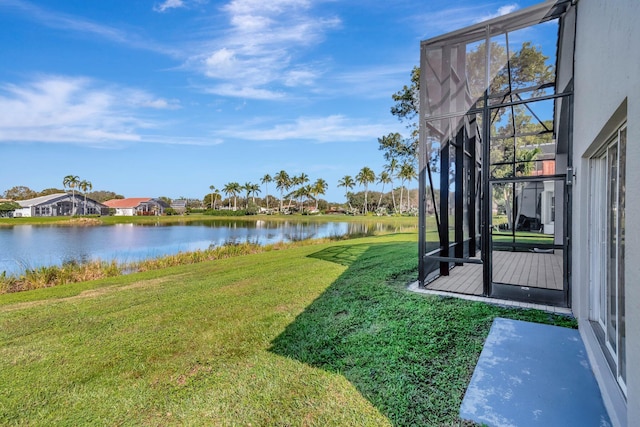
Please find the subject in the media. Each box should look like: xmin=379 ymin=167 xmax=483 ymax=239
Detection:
xmin=589 ymin=124 xmax=626 ymax=395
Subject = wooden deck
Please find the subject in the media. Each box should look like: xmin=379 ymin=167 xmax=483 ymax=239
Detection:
xmin=425 ymin=250 xmax=564 ymax=295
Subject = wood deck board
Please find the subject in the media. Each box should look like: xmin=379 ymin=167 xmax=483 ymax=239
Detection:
xmin=426 ymin=250 xmax=564 ymax=296
xmin=526 ymin=252 xmax=537 ymax=287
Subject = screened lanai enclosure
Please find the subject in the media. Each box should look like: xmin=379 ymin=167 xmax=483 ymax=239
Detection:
xmin=418 ymin=0 xmax=576 ymax=307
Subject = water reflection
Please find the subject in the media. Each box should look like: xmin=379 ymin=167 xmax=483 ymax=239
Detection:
xmin=0 ymin=220 xmax=408 ymax=276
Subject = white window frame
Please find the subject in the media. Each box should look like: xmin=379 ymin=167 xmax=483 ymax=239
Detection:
xmin=588 ymin=123 xmax=627 ymax=396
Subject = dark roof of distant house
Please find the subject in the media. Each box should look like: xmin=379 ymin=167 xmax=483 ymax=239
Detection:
xmin=17 ymin=193 xmax=68 ymax=207
xmin=16 ymin=193 xmax=106 ymax=208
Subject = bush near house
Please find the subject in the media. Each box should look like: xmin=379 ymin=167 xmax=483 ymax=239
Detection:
xmin=0 ymin=201 xmax=20 ymax=217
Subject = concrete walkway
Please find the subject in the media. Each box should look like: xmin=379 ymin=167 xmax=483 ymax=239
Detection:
xmin=459 ymin=318 xmax=611 ymax=427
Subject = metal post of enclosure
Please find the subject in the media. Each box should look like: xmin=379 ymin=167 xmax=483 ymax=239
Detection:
xmin=418 ymin=43 xmax=429 ymax=287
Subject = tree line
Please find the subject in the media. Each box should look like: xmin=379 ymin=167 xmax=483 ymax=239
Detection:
xmin=1 ymin=168 xmax=421 ymax=216
xmin=204 ymin=173 xmax=328 ymax=213
xmin=202 ymin=162 xmax=420 ymax=216
xmin=1 ymin=185 xmax=124 ymax=203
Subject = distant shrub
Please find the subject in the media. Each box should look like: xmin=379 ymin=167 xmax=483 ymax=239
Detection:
xmin=0 ymin=260 xmax=121 ymax=294
xmin=375 ymin=207 xmax=389 ymax=216
xmin=301 ymin=209 xmax=321 ymax=216
xmin=203 ymin=209 xmax=247 ymax=216
xmin=245 ymin=203 xmax=259 ymax=215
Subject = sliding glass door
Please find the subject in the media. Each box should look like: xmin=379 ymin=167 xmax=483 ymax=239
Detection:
xmin=589 ymin=124 xmax=626 ymax=395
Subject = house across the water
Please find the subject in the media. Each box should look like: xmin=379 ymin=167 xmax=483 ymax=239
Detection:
xmin=170 ymin=199 xmax=188 ymax=215
xmin=103 ymin=198 xmax=169 ymax=216
xmin=13 ymin=193 xmax=108 ymax=217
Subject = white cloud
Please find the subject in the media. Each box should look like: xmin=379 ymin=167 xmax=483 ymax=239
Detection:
xmin=153 ymin=0 xmax=185 ymax=13
xmin=137 ymin=98 xmax=182 ymax=110
xmin=215 ymin=115 xmax=394 ymax=142
xmin=127 ymin=91 xmax=182 ymax=110
xmin=223 ymin=0 xmax=310 ymax=15
xmin=204 ymin=84 xmax=285 ymax=100
xmin=475 ymin=4 xmax=520 ymax=23
xmin=203 ymin=48 xmax=239 ymax=78
xmin=326 ymin=65 xmax=414 ymax=99
xmin=139 ymin=135 xmax=224 ymax=146
xmin=413 ymin=3 xmax=520 ymax=39
xmin=2 ymin=0 xmax=178 ymax=56
xmin=412 ymin=7 xmax=486 ymax=38
xmin=0 ymin=76 xmax=188 ymax=146
xmin=188 ymin=0 xmax=340 ymax=99
xmin=228 ymin=13 xmax=273 ymax=33
xmin=4 ymin=0 xmax=341 ymax=100
xmin=283 ymin=68 xmax=317 ymax=87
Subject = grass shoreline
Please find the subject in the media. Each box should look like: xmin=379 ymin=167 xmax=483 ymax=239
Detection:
xmin=1 ymin=215 xmax=420 ymax=294
xmin=0 ymin=231 xmax=382 ymax=294
xmin=0 ymin=213 xmax=420 ymax=227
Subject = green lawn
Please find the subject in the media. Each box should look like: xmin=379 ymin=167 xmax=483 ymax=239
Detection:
xmin=492 ymin=230 xmax=555 ymax=246
xmin=0 ymin=232 xmax=575 ymax=426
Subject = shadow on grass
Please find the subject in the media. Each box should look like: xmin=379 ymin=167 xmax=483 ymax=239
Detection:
xmin=306 ymin=244 xmax=370 ymax=267
xmin=270 ymin=239 xmax=576 ymax=426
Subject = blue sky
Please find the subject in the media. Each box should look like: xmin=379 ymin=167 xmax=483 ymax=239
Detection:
xmin=0 ymin=0 xmax=544 ymax=202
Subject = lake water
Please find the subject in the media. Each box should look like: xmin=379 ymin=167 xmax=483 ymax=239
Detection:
xmin=0 ymin=219 xmax=401 ymax=276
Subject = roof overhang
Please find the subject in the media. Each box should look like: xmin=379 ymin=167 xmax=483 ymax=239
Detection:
xmin=421 ymin=0 xmax=574 ymax=48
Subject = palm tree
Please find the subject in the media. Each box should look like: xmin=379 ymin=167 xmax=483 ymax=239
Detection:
xmin=398 ymin=162 xmax=417 ymax=212
xmin=223 ymin=184 xmax=233 ymax=209
xmin=302 ymin=184 xmax=313 ymax=210
xmin=385 ymin=159 xmax=399 ymax=213
xmin=337 ymin=175 xmax=355 ymax=211
xmin=297 ymin=173 xmax=309 ymax=187
xmin=356 ymin=166 xmax=376 ymax=214
xmin=260 ymin=174 xmax=272 ymax=209
xmin=212 ymin=189 xmax=220 ymax=210
xmin=248 ymin=183 xmax=261 ymax=204
xmin=291 ymin=173 xmax=309 ymax=210
xmin=223 ymin=182 xmax=241 ymax=210
xmin=311 ymin=178 xmax=328 ymax=210
xmin=376 ymin=171 xmax=392 ymax=210
xmin=288 ymin=176 xmax=299 ymax=210
xmin=209 ymin=185 xmax=216 ymax=210
xmin=78 ymin=179 xmax=92 ymax=215
xmin=291 ymin=185 xmax=312 ymax=211
xmin=274 ymin=170 xmax=290 ymax=213
xmin=231 ymin=182 xmax=241 ymax=211
xmin=63 ymin=175 xmax=79 ymax=215
xmin=243 ymin=182 xmax=253 ymax=208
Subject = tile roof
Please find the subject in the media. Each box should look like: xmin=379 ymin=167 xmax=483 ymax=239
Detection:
xmin=103 ymin=198 xmax=152 ymax=208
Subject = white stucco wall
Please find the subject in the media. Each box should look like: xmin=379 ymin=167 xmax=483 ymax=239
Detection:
xmin=114 ymin=208 xmax=136 ymax=216
xmin=572 ymin=0 xmax=640 ymax=424
xmin=13 ymin=207 xmax=32 ymax=218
